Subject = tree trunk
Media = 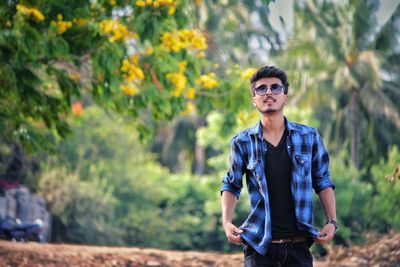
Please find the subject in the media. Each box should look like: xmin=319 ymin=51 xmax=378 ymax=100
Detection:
xmin=350 ymin=87 xmax=360 ymax=168
xmin=194 ymin=116 xmax=206 ymax=175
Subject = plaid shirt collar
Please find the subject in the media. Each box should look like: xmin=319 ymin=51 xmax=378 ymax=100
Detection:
xmin=248 ymin=117 xmax=301 ymax=140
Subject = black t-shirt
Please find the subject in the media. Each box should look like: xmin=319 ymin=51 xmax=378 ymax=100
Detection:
xmin=264 ymin=128 xmax=308 ymax=239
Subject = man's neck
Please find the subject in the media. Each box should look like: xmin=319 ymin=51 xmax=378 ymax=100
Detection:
xmin=260 ymin=112 xmax=285 ymax=135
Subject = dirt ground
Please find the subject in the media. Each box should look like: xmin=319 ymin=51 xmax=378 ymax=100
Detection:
xmin=0 ymin=232 xmax=398 ymax=267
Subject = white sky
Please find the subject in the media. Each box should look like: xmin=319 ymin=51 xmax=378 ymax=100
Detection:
xmin=268 ymin=0 xmax=400 ymax=34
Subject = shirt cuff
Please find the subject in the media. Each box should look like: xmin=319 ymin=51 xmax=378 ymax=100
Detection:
xmin=314 ymin=177 xmax=335 ymax=194
xmin=221 ymin=184 xmax=241 ymax=199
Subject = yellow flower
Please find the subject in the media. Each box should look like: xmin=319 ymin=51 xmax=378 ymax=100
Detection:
xmin=110 ymin=0 xmax=117 ymax=6
xmin=51 ymin=15 xmax=73 ymax=35
xmin=121 ymin=84 xmax=139 ymax=96
xmin=129 ymin=55 xmax=139 ymax=65
xmin=166 ymin=61 xmax=189 ymax=97
xmin=197 ymin=51 xmax=206 ymax=58
xmin=181 ymin=102 xmax=194 ymax=115
xmin=178 ymin=61 xmax=187 ymax=73
xmin=145 ymin=47 xmax=154 ymax=55
xmin=186 ymin=88 xmax=196 ymax=99
xmin=191 ymin=32 xmax=207 ymax=50
xmin=16 ymin=4 xmax=45 ymax=22
xmin=237 ymin=110 xmax=259 ymax=127
xmin=61 ymin=21 xmax=72 ymax=34
xmin=31 ymin=9 xmax=45 ymax=21
xmin=195 ymin=0 xmax=202 ymax=6
xmin=136 ymin=0 xmax=146 ymax=7
xmin=131 ymin=32 xmax=140 ymax=39
xmin=161 ymin=32 xmax=183 ymax=52
xmin=196 ymin=72 xmax=219 ymax=89
xmin=167 ymin=72 xmax=187 ymax=97
xmin=238 ymin=111 xmax=247 ymax=124
xmin=99 ymin=19 xmax=129 ymax=42
xmin=120 ymin=58 xmax=145 ymax=82
xmin=136 ymin=0 xmax=177 ymax=10
xmin=73 ymin=18 xmax=88 ymax=26
xmin=168 ymin=7 xmax=176 ymax=15
xmin=186 ymin=102 xmax=194 ymax=113
xmin=250 ymin=111 xmax=258 ymax=120
xmin=160 ymin=29 xmax=207 ymax=53
xmin=120 ymin=59 xmax=130 ymax=72
xmin=241 ymin=68 xmax=257 ymax=80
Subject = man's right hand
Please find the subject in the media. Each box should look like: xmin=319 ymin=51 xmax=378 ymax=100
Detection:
xmin=223 ymin=222 xmax=243 ymax=244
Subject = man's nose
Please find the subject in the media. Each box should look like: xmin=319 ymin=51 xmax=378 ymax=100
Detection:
xmin=265 ymin=87 xmax=273 ymax=95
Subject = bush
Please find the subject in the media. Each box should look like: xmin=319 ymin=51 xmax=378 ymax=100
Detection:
xmin=370 ymin=146 xmax=400 ymax=231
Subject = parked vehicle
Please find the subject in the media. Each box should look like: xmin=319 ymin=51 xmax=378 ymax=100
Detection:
xmin=0 ymin=217 xmax=44 ymax=242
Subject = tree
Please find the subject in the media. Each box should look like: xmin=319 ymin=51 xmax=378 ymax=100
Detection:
xmin=277 ymin=0 xmax=400 ymax=168
xmin=0 ymin=0 xmax=243 ymax=150
xmin=197 ymin=0 xmax=281 ymax=66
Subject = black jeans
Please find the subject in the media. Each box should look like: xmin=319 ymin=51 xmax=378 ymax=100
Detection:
xmin=243 ymin=242 xmax=313 ymax=267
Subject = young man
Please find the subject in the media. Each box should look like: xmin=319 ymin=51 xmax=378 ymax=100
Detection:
xmin=221 ymin=66 xmax=337 ymax=266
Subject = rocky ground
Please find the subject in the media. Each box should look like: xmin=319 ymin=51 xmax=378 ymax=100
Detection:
xmin=319 ymin=231 xmax=400 ymax=267
xmin=0 ymin=232 xmax=398 ymax=267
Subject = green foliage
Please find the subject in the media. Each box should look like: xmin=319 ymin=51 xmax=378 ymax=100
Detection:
xmin=31 ymin=98 xmax=400 ymax=251
xmin=2 ymin=0 xmax=399 ymax=254
xmin=38 ymin=166 xmax=122 ymax=244
xmin=369 ymin=146 xmax=400 ymax=231
xmin=313 ymin=147 xmax=400 ymax=248
xmin=277 ymin=0 xmax=400 ymax=169
xmin=0 ymin=0 xmax=260 ymax=150
xmin=313 ymin=150 xmax=373 ymax=246
xmin=34 ymin=106 xmax=242 ymax=251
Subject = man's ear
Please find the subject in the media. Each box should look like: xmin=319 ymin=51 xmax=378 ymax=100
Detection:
xmin=284 ymin=94 xmax=288 ymax=104
xmin=252 ymin=96 xmax=256 ymax=107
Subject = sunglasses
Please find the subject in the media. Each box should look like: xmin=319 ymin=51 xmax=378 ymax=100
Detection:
xmin=254 ymin=83 xmax=284 ymax=96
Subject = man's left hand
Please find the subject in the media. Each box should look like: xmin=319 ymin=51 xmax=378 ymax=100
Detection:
xmin=314 ymin=223 xmax=335 ymax=244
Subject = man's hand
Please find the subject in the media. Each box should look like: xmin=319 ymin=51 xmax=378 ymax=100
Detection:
xmin=314 ymin=223 xmax=335 ymax=244
xmin=223 ymin=222 xmax=243 ymax=245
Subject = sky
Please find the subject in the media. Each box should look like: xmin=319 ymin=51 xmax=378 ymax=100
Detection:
xmin=268 ymin=0 xmax=400 ymax=34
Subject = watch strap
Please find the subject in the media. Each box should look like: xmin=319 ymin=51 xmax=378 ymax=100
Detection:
xmin=325 ymin=219 xmax=339 ymax=232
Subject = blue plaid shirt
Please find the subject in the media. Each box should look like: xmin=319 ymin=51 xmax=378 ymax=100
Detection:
xmin=221 ymin=119 xmax=335 ymax=255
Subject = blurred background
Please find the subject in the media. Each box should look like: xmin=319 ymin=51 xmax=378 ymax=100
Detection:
xmin=0 ymin=0 xmax=399 ymax=258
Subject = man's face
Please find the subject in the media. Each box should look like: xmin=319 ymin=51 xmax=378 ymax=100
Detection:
xmin=252 ymin=77 xmax=287 ymax=114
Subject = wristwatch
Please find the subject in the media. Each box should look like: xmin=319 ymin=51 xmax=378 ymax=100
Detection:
xmin=325 ymin=219 xmax=339 ymax=233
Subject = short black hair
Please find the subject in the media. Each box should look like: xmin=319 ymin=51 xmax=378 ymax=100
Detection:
xmin=249 ymin=66 xmax=289 ymax=96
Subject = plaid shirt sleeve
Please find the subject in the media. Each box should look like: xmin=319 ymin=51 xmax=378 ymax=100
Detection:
xmin=312 ymin=132 xmax=335 ymax=193
xmin=221 ymin=137 xmax=246 ymax=199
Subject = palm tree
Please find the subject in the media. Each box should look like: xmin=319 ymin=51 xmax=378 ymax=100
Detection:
xmin=196 ymin=0 xmax=282 ymax=66
xmin=278 ymin=0 xmax=400 ymax=168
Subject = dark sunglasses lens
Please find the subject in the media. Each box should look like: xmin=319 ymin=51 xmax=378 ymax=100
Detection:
xmin=255 ymin=85 xmax=268 ymax=95
xmin=271 ymin=84 xmax=283 ymax=94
